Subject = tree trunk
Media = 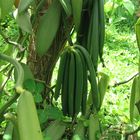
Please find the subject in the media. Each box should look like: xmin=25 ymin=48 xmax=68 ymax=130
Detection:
xmin=27 ymin=16 xmax=73 ymax=100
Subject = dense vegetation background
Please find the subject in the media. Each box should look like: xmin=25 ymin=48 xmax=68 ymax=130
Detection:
xmin=0 ymin=0 xmax=140 ymax=139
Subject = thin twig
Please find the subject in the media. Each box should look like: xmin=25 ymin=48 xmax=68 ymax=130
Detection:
xmin=113 ymin=72 xmax=139 ymax=87
xmin=35 ymin=79 xmax=46 ymax=84
xmin=0 ymin=63 xmax=11 ymax=73
xmin=125 ymin=126 xmax=140 ymax=139
xmin=0 ymin=28 xmax=25 ymax=52
xmin=35 ymin=79 xmax=55 ymax=104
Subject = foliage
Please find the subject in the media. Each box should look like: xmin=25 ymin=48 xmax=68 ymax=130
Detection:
xmin=104 ymin=0 xmax=137 ymax=31
xmin=0 ymin=0 xmax=140 ymax=139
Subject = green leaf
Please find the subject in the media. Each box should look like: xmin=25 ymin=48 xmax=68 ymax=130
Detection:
xmin=136 ymin=100 xmax=140 ymax=115
xmin=135 ymin=18 xmax=140 ymax=52
xmin=130 ymin=77 xmax=140 ymax=122
xmin=38 ymin=109 xmax=48 ymax=124
xmin=23 ymin=79 xmax=36 ymax=92
xmin=35 ymin=82 xmax=45 ymax=94
xmin=21 ymin=63 xmax=34 ymax=81
xmin=14 ymin=10 xmax=32 ymax=33
xmin=123 ymin=0 xmax=135 ymax=15
xmin=43 ymin=120 xmax=66 ymax=140
xmin=71 ymin=0 xmax=83 ymax=31
xmin=3 ymin=122 xmax=14 ymax=140
xmin=72 ymin=121 xmax=85 ymax=140
xmin=0 ymin=45 xmax=13 ymax=67
xmin=34 ymin=93 xmax=43 ymax=103
xmin=89 ymin=114 xmax=100 ymax=140
xmin=0 ymin=0 xmax=14 ymax=19
xmin=58 ymin=0 xmax=72 ymax=16
xmin=46 ymin=106 xmax=63 ymax=120
xmin=18 ymin=0 xmax=33 ymax=13
xmin=36 ymin=0 xmax=61 ymax=56
xmin=43 ymin=136 xmax=51 ymax=140
xmin=33 ymin=82 xmax=44 ymax=103
xmin=104 ymin=1 xmax=115 ymax=13
xmin=14 ymin=62 xmax=34 ymax=85
xmin=72 ymin=135 xmax=81 ymax=140
xmin=98 ymin=72 xmax=110 ymax=109
xmin=0 ymin=73 xmax=3 ymax=88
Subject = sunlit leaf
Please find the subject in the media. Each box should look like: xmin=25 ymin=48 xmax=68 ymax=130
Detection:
xmin=89 ymin=114 xmax=100 ymax=140
xmin=98 ymin=72 xmax=110 ymax=109
xmin=3 ymin=122 xmax=14 ymax=140
xmin=13 ymin=9 xmax=32 ymax=33
xmin=0 ymin=45 xmax=13 ymax=67
xmin=123 ymin=0 xmax=135 ymax=15
xmin=0 ymin=73 xmax=3 ymax=87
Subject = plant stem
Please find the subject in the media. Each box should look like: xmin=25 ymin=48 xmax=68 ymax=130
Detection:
xmin=0 ymin=94 xmax=19 ymax=123
xmin=125 ymin=126 xmax=140 ymax=140
xmin=113 ymin=72 xmax=139 ymax=87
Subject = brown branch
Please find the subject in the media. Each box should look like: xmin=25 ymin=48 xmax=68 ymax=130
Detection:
xmin=113 ymin=73 xmax=139 ymax=87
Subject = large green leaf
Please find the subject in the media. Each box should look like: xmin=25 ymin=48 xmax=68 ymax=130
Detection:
xmin=130 ymin=77 xmax=140 ymax=122
xmin=43 ymin=120 xmax=66 ymax=140
xmin=89 ymin=114 xmax=100 ymax=140
xmin=0 ymin=0 xmax=14 ymax=19
xmin=36 ymin=0 xmax=61 ymax=56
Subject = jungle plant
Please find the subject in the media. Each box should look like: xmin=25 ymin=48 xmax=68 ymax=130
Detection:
xmin=0 ymin=0 xmax=139 ymax=139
